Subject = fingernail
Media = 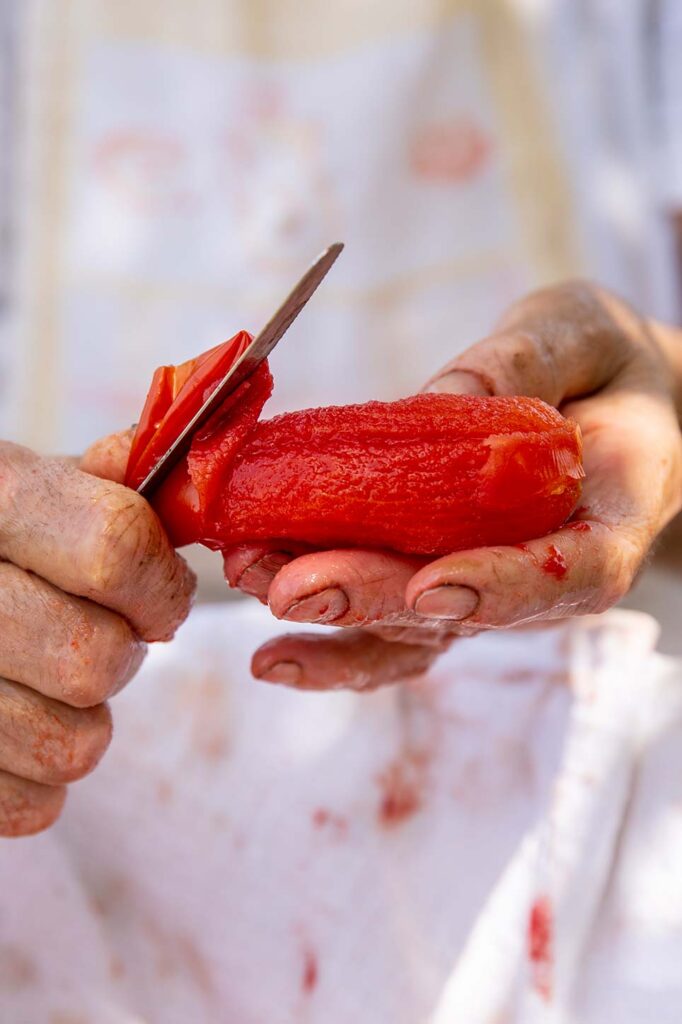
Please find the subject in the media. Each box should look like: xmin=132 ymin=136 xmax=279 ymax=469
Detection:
xmin=425 ymin=371 xmax=491 ymax=396
xmin=414 ymin=585 xmax=479 ymax=621
xmin=280 ymin=587 xmax=349 ymax=624
xmin=237 ymin=552 xmax=293 ymax=596
xmin=256 ymin=660 xmax=302 ymax=685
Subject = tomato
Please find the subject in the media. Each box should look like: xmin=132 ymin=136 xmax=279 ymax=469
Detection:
xmin=128 ymin=341 xmax=583 ymax=555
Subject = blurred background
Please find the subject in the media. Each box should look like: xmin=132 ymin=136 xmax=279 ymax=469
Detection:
xmin=0 ymin=0 xmax=681 ymax=624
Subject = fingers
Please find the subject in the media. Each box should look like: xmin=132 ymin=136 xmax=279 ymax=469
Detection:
xmin=81 ymin=429 xmax=134 ymax=484
xmin=223 ymin=541 xmax=312 ymax=602
xmin=252 ymin=628 xmax=445 ymax=691
xmin=426 ymin=280 xmax=652 ymax=404
xmin=0 ymin=677 xmax=112 ymax=785
xmin=0 ymin=442 xmax=196 ymax=641
xmin=566 ymin=388 xmax=682 ymax=536
xmin=408 ymin=386 xmax=682 ymax=627
xmin=0 ymin=562 xmax=146 ymax=707
xmin=416 ymin=282 xmax=682 ymax=628
xmin=406 ymin=523 xmax=623 ymax=629
xmin=0 ymin=770 xmax=66 ymax=837
xmin=228 ymin=548 xmax=456 ymax=690
xmin=265 ymin=548 xmax=438 ymax=629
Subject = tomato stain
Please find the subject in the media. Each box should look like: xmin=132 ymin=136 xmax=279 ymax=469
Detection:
xmin=377 ymin=754 xmax=427 ymax=827
xmin=312 ymin=808 xmax=348 ymax=836
xmin=566 ymin=520 xmax=591 ymax=533
xmin=542 ymin=544 xmax=568 ymax=579
xmin=302 ymin=949 xmax=319 ymax=994
xmin=528 ymin=896 xmax=553 ymax=1001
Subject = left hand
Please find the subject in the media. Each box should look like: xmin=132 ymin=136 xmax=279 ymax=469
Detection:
xmin=224 ymin=281 xmax=682 ymax=691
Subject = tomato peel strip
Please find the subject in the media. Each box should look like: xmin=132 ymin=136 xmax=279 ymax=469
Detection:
xmin=125 ymin=331 xmax=253 ymax=492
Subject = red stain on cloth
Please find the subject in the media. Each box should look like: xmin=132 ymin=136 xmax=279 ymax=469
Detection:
xmin=528 ymin=896 xmax=554 ymax=1001
xmin=377 ymin=753 xmax=429 ymax=827
xmin=302 ymin=949 xmax=319 ymax=994
xmin=311 ymin=808 xmax=348 ymax=837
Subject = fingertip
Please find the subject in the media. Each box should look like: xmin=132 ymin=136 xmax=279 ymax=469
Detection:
xmin=412 ymin=584 xmax=479 ymax=621
xmin=136 ymin=553 xmax=197 ymax=642
xmin=81 ymin=430 xmax=135 ymax=484
xmin=0 ymin=773 xmax=67 ymax=837
xmin=424 ymin=369 xmax=492 ymax=396
xmin=253 ymin=659 xmax=303 ymax=686
xmin=230 ymin=550 xmax=295 ymax=599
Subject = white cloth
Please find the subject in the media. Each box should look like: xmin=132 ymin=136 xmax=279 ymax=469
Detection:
xmin=2 ymin=603 xmax=681 ymax=1023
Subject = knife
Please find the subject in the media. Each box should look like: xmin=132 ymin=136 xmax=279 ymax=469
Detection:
xmin=136 ymin=241 xmax=344 ymax=498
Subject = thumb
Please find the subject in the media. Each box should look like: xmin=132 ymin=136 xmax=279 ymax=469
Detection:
xmin=422 ymin=368 xmax=490 ymax=396
xmin=80 ymin=429 xmax=134 ymax=484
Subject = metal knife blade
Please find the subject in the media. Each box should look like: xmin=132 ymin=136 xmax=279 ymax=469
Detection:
xmin=136 ymin=241 xmax=344 ymax=497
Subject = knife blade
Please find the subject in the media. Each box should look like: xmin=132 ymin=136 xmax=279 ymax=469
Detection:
xmin=136 ymin=241 xmax=344 ymax=497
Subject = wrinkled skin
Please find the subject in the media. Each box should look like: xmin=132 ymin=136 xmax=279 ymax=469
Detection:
xmin=0 ymin=445 xmax=195 ymax=836
xmin=85 ymin=281 xmax=682 ymax=696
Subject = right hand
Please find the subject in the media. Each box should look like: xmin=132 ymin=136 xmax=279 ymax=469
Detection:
xmin=224 ymin=282 xmax=682 ymax=692
xmin=0 ymin=441 xmax=195 ymax=836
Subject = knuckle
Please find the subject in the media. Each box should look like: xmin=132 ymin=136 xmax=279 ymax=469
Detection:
xmin=51 ymin=704 xmax=113 ymax=783
xmin=584 ymin=530 xmax=640 ymax=613
xmin=500 ymin=331 xmax=559 ymax=399
xmin=84 ymin=488 xmax=160 ymax=596
xmin=0 ymin=444 xmax=36 ymax=541
xmin=64 ymin=617 xmax=145 ymax=708
xmin=0 ymin=775 xmax=67 ymax=837
xmin=606 ymin=563 xmax=639 ymax=608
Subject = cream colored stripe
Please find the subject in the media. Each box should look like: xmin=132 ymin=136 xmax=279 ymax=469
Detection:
xmin=21 ymin=0 xmax=76 ymax=448
xmin=65 ymin=249 xmax=514 ymax=310
xmin=476 ymin=0 xmax=583 ymax=283
xmin=80 ymin=0 xmax=472 ymax=60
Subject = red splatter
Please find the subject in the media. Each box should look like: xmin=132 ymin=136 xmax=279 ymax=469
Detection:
xmin=528 ymin=896 xmax=553 ymax=1001
xmin=410 ymin=117 xmax=491 ymax=183
xmin=514 ymin=542 xmax=530 ymax=552
xmin=566 ymin=520 xmax=591 ymax=533
xmin=541 ymin=544 xmax=567 ymax=579
xmin=377 ymin=754 xmax=427 ymax=827
xmin=109 ymin=955 xmax=125 ymax=980
xmin=156 ymin=779 xmax=174 ymax=804
xmin=311 ymin=808 xmax=348 ymax=836
xmin=499 ymin=669 xmax=537 ymax=685
xmin=302 ymin=949 xmax=318 ymax=994
xmin=0 ymin=944 xmax=39 ymax=991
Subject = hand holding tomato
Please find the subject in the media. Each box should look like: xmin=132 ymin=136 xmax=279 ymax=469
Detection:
xmin=221 ymin=282 xmax=682 ymax=689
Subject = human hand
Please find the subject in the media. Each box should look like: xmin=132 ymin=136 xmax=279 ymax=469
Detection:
xmin=224 ymin=281 xmax=682 ymax=691
xmin=0 ymin=442 xmax=195 ymax=835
